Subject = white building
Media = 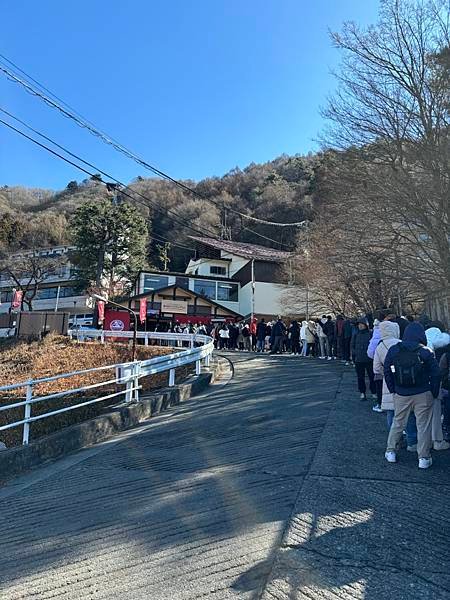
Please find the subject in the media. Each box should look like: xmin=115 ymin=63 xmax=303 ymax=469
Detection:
xmin=187 ymin=237 xmax=297 ymax=318
xmin=0 ymin=246 xmax=92 ymax=325
xmin=135 ymin=237 xmax=302 ymax=320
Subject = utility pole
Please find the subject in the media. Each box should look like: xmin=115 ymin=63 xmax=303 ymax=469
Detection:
xmin=219 ymin=205 xmax=232 ymax=240
xmin=251 ymin=259 xmax=255 ymax=325
xmin=306 ymin=283 xmax=310 ymax=321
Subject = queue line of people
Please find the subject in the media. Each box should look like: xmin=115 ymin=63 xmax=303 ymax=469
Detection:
xmin=349 ymin=309 xmax=450 ymax=470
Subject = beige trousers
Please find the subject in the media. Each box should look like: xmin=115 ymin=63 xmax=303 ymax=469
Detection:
xmin=432 ymin=397 xmax=444 ymax=442
xmin=387 ymin=392 xmax=433 ymax=459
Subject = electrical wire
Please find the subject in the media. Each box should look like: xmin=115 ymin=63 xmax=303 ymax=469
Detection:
xmin=0 ymin=116 xmax=205 ymax=255
xmin=0 ymin=57 xmax=303 ymax=237
xmin=0 ymin=107 xmax=217 ymax=244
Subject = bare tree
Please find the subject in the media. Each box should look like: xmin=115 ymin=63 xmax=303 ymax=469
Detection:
xmin=0 ymin=249 xmax=66 ymax=311
xmin=312 ymin=0 xmax=450 ymax=310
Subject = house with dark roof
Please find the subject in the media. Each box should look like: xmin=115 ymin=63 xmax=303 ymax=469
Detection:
xmin=185 ymin=237 xmax=298 ymax=318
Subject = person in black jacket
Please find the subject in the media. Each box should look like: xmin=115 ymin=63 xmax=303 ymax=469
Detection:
xmin=270 ymin=318 xmax=286 ymax=354
xmin=256 ymin=319 xmax=267 ymax=352
xmin=351 ymin=317 xmax=376 ymax=401
xmin=289 ymin=320 xmax=301 ymax=355
xmin=322 ymin=315 xmax=336 ymax=360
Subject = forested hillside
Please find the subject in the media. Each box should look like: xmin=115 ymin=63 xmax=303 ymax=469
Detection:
xmin=0 ymin=153 xmax=320 ymax=270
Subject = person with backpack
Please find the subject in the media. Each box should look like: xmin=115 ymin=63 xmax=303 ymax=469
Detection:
xmin=351 ymin=317 xmax=377 ymax=401
xmin=384 ymin=322 xmax=441 ymax=469
xmin=373 ymin=321 xmax=417 ymax=449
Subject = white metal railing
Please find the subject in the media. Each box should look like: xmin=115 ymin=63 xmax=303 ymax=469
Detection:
xmin=0 ymin=332 xmax=213 ymax=446
xmin=68 ymin=328 xmax=206 ymax=348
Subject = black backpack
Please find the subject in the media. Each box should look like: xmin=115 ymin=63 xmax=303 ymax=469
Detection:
xmin=392 ymin=344 xmax=427 ymax=388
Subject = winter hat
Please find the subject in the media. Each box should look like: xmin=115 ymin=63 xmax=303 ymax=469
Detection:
xmin=403 ymin=322 xmax=427 ymax=346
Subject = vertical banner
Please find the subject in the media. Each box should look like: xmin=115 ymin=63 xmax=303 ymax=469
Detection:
xmin=97 ymin=300 xmax=105 ymax=324
xmin=139 ymin=298 xmax=147 ymax=324
xmin=11 ymin=289 xmax=23 ymax=312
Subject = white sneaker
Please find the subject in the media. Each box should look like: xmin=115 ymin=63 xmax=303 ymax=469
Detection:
xmin=418 ymin=457 xmax=432 ymax=469
xmin=372 ymin=404 xmax=383 ymax=413
xmin=407 ymin=444 xmax=417 ymax=452
xmin=433 ymin=440 xmax=450 ymax=451
xmin=385 ymin=451 xmax=397 ymax=463
xmin=360 ymin=393 xmax=367 ymax=401
xmin=327 ymin=357 xmax=332 ymax=361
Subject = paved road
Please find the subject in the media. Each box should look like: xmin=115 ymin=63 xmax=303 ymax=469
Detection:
xmin=1 ymin=354 xmax=449 ymax=600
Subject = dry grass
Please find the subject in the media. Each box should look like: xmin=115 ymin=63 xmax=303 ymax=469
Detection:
xmin=0 ymin=334 xmax=192 ymax=448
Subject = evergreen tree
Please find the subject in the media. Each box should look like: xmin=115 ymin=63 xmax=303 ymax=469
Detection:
xmin=70 ymin=198 xmax=148 ymax=296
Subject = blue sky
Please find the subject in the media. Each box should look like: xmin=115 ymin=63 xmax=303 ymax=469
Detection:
xmin=0 ymin=1 xmax=380 ymax=190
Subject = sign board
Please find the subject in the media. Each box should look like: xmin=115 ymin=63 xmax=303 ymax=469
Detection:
xmin=104 ymin=309 xmax=130 ymax=341
xmin=161 ymin=299 xmax=188 ymax=314
xmin=147 ymin=308 xmax=159 ymax=316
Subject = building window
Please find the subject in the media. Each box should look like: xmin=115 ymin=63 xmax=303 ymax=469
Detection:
xmin=210 ymin=266 xmax=227 ymax=276
xmin=143 ymin=274 xmax=169 ymax=292
xmin=0 ymin=291 xmax=12 ymax=303
xmin=60 ymin=286 xmax=81 ymax=298
xmin=36 ymin=287 xmax=59 ymax=300
xmin=194 ymin=279 xmax=216 ymax=300
xmin=217 ymin=282 xmax=239 ymax=302
xmin=175 ymin=277 xmax=189 ymax=289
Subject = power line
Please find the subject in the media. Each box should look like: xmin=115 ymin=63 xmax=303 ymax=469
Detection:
xmin=0 ymin=56 xmax=303 ymax=238
xmin=0 ymin=107 xmax=217 ymax=244
xmin=0 ymin=115 xmax=207 ymax=253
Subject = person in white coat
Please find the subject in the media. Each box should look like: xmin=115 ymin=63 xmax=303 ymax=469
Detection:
xmin=425 ymin=326 xmax=450 ymax=450
xmin=373 ymin=320 xmax=418 ymax=451
xmin=300 ymin=320 xmax=315 ymax=357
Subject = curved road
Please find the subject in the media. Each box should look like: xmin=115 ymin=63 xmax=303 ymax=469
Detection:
xmin=1 ymin=354 xmax=449 ymax=599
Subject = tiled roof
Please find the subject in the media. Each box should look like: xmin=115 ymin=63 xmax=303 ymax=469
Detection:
xmin=190 ymin=237 xmax=292 ymax=263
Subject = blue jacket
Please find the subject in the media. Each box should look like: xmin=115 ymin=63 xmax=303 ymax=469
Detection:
xmin=384 ymin=323 xmax=440 ymax=398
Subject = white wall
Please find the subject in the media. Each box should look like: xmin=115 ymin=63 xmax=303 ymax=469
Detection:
xmin=240 ymin=282 xmax=304 ymax=317
xmin=186 ymin=259 xmax=230 ymax=277
xmin=220 ymin=252 xmax=249 ymax=277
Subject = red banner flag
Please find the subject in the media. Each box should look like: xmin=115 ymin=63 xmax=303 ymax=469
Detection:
xmin=139 ymin=298 xmax=147 ymax=324
xmin=11 ymin=290 xmax=23 ymax=311
xmin=97 ymin=300 xmax=105 ymax=323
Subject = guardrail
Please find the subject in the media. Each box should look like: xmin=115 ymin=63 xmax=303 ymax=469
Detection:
xmin=68 ymin=328 xmax=206 ymax=347
xmin=0 ymin=331 xmax=214 ymax=446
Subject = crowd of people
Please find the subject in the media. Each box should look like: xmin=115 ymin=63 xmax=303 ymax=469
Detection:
xmin=349 ymin=309 xmax=450 ymax=469
xmin=171 ymin=312 xmax=450 ymax=470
